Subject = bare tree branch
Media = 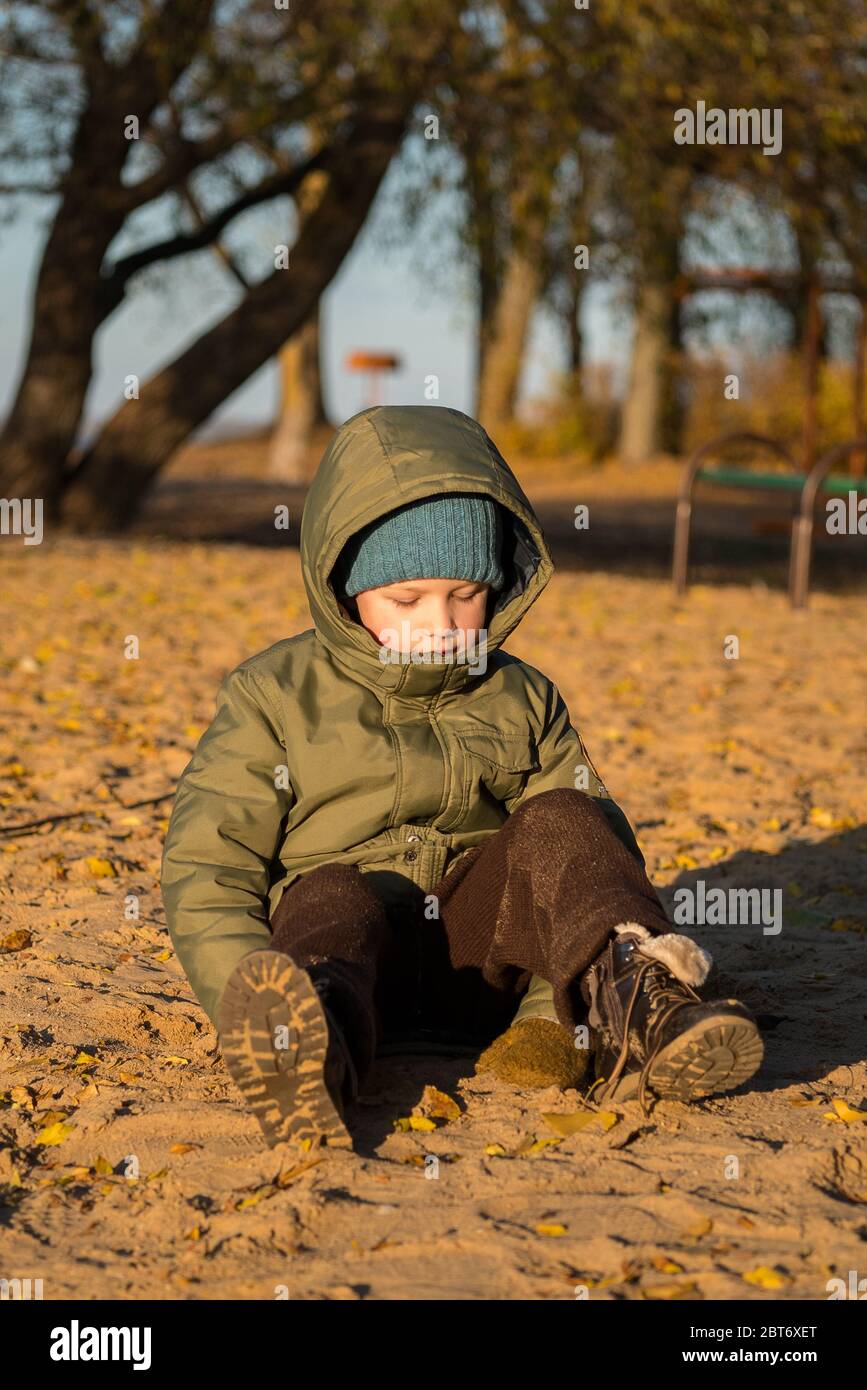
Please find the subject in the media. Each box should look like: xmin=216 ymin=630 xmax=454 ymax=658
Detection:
xmin=101 ymin=145 xmax=329 ymax=292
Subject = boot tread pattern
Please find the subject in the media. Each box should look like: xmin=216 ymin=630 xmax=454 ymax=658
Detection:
xmin=217 ymin=949 xmax=352 ymax=1151
xmin=600 ymin=1016 xmax=764 ymax=1103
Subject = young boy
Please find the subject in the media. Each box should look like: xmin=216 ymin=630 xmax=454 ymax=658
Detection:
xmin=161 ymin=404 xmax=763 ymax=1152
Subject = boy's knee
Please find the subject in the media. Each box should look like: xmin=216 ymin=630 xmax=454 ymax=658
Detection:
xmin=510 ymin=787 xmax=606 ymax=837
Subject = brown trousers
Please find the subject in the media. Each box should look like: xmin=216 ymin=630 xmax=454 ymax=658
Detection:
xmin=268 ymin=789 xmax=671 ymax=1079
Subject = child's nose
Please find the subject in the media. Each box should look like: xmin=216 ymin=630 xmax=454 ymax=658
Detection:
xmin=438 ymin=603 xmax=461 ymax=630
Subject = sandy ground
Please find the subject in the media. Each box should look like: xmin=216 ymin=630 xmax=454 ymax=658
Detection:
xmin=1 ymin=498 xmax=866 ymax=1301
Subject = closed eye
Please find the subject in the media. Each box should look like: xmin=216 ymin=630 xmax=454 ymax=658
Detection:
xmin=391 ymin=594 xmax=479 ymax=607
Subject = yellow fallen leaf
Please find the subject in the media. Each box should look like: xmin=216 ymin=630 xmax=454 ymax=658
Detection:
xmin=169 ymin=1143 xmax=201 ymax=1155
xmin=526 ymin=1136 xmax=564 ymax=1153
xmin=512 ymin=1133 xmax=538 ymax=1155
xmin=417 ymin=1085 xmax=461 ymax=1121
xmin=237 ymin=1190 xmax=267 ymax=1210
xmin=536 ymin=1223 xmax=568 ymax=1236
xmin=393 ymin=1115 xmax=436 ymax=1132
xmin=35 ymin=1121 xmax=74 ymax=1146
xmin=484 ymin=1143 xmax=507 ymax=1156
xmin=763 ymin=816 xmax=781 ymax=831
xmin=823 ymin=1098 xmax=867 ymax=1124
xmin=642 ymin=1281 xmax=698 ymax=1300
xmin=542 ymin=1108 xmax=619 ymax=1136
xmin=73 ymin=1051 xmax=99 ymax=1066
xmin=93 ymin=1155 xmax=113 ymax=1176
xmin=827 ymin=918 xmax=867 ymax=935
xmin=0 ymin=929 xmax=32 ymax=953
xmin=276 ymin=1155 xmax=327 ymax=1186
xmin=743 ymin=1266 xmax=790 ymax=1289
xmin=789 ymin=1097 xmax=824 ymax=1107
xmin=651 ymin=1256 xmax=685 ymax=1273
xmin=543 ymin=1110 xmax=598 ymax=1135
xmin=161 ymin=1055 xmax=190 ymax=1066
xmin=185 ymin=1226 xmax=201 ymax=1240
xmin=85 ymin=857 xmax=116 ymax=878
xmin=153 ymin=949 xmax=172 ymax=961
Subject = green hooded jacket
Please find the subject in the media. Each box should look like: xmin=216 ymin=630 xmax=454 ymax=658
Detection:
xmin=160 ymin=405 xmax=644 ymax=1029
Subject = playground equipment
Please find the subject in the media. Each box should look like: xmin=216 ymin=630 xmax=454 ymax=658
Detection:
xmin=673 ymin=430 xmax=867 ymax=608
xmin=345 ymin=351 xmax=402 ymax=409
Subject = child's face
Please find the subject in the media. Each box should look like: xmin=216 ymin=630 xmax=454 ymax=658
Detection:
xmin=342 ymin=577 xmax=491 ymax=657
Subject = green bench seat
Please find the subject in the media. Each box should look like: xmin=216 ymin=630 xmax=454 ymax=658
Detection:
xmin=698 ymin=467 xmax=867 ymax=493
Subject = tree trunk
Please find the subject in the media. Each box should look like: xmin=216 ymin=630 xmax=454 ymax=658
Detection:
xmin=61 ymin=99 xmax=416 ymax=530
xmin=0 ymin=3 xmax=214 ymax=513
xmin=618 ymin=277 xmax=682 ymax=464
xmin=268 ymin=308 xmax=328 ymax=482
xmin=0 ymin=131 xmax=130 ymax=510
xmin=477 ymin=236 xmax=542 ymax=433
xmin=801 ymin=274 xmax=822 ymax=471
xmin=853 ymin=298 xmax=866 ymax=478
xmin=268 ymin=167 xmax=330 ymax=482
xmin=566 ymin=276 xmax=583 ymax=375
xmin=470 ymin=174 xmax=500 ymax=421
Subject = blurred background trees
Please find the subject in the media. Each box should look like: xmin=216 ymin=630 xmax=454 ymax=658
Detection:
xmin=1 ymin=0 xmax=866 ymax=530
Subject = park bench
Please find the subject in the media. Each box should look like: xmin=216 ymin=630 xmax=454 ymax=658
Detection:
xmin=672 ymin=430 xmax=867 ymax=608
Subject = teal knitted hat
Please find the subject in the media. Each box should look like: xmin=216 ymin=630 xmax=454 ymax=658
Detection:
xmin=337 ymin=493 xmax=504 ymax=598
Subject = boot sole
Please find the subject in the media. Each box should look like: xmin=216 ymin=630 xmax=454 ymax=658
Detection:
xmin=217 ymin=949 xmax=353 ymax=1152
xmin=597 ymin=1010 xmax=764 ymax=1105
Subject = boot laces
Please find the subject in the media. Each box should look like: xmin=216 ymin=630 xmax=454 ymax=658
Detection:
xmin=602 ymin=950 xmax=702 ymax=1116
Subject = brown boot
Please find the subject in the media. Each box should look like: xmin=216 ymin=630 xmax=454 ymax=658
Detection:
xmin=475 ymin=1017 xmax=591 ymax=1089
xmin=218 ymin=949 xmax=369 ymax=1151
xmin=586 ymin=923 xmax=764 ymax=1115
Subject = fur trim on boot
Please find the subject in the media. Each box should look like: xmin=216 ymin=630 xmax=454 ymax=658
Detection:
xmin=613 ymin=922 xmax=713 ymax=988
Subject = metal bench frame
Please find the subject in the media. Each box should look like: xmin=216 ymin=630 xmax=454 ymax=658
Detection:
xmin=673 ymin=431 xmax=867 ymax=608
xmin=790 ymin=437 xmax=867 ymax=607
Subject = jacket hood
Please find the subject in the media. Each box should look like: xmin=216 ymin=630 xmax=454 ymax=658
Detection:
xmin=299 ymin=404 xmax=554 ymax=697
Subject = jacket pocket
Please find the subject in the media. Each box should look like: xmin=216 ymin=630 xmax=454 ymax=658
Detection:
xmin=455 ymin=727 xmax=540 ymax=806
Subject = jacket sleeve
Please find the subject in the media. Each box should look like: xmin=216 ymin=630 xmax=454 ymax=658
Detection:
xmin=160 ymin=664 xmax=295 ymax=1030
xmin=504 ymin=680 xmax=646 ymax=866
